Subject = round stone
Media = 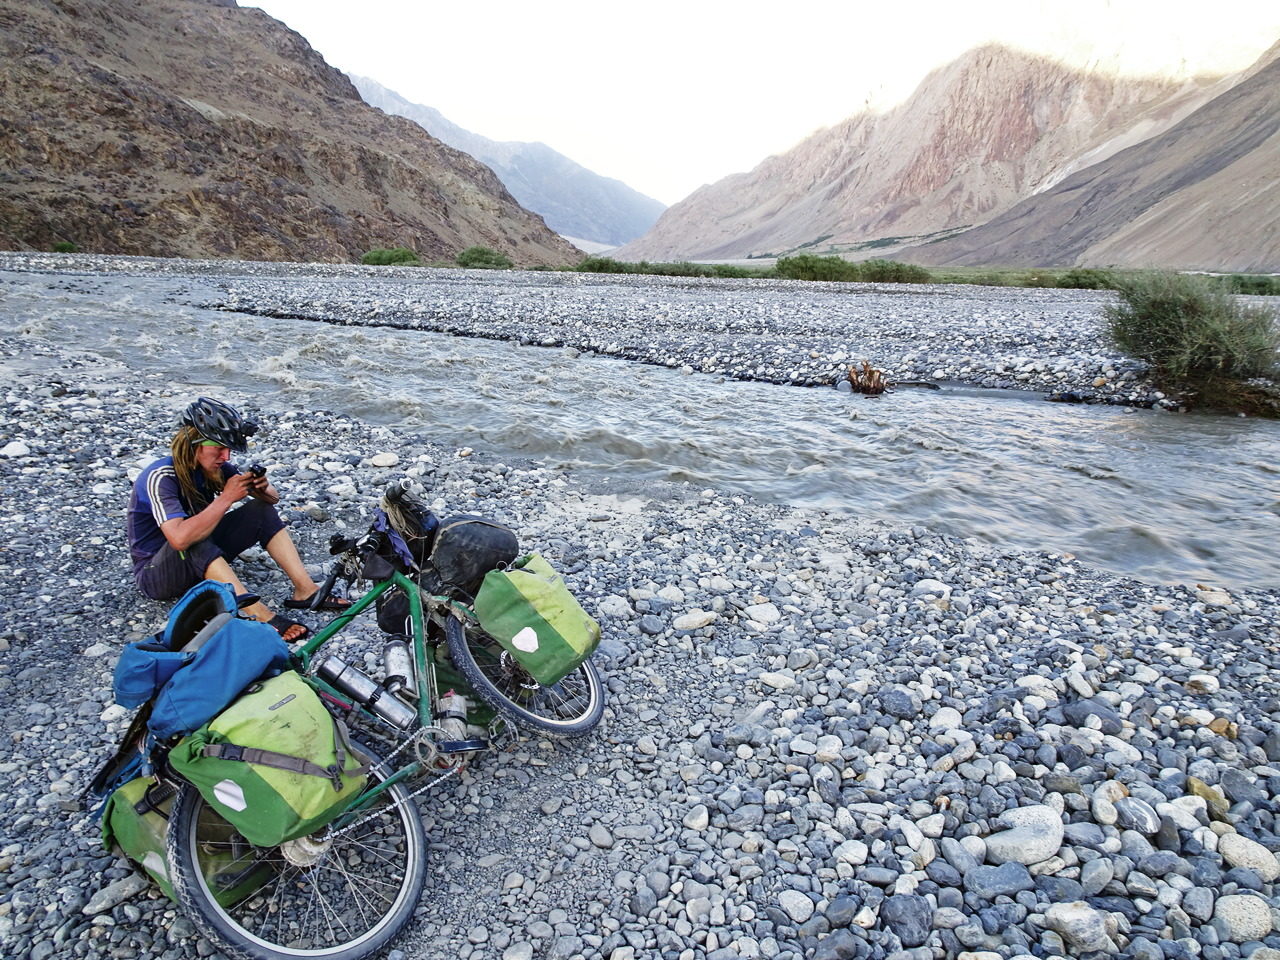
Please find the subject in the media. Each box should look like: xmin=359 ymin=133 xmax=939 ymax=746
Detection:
xmin=779 ymin=890 xmax=814 ymax=923
xmin=1214 ymin=894 xmax=1273 ymax=942
xmin=683 ymin=804 xmax=710 ymax=830
xmin=984 ymin=804 xmax=1064 ymax=865
xmin=879 ymin=894 xmax=932 ymax=947
xmin=1219 ymin=833 xmax=1280 ymax=882
xmin=1114 ymin=797 xmax=1161 ymax=835
xmin=1044 ymin=901 xmax=1115 ymax=952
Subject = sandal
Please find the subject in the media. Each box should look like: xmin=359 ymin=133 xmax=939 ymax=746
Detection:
xmin=283 ymin=591 xmax=352 ymax=611
xmin=268 ymin=614 xmax=311 ymax=643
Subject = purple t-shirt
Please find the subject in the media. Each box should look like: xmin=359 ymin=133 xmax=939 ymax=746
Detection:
xmin=127 ymin=456 xmax=236 ymax=573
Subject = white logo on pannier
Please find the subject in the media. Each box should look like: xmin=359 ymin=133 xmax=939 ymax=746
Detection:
xmin=142 ymin=851 xmax=169 ymax=881
xmin=512 ymin=626 xmax=540 ymax=653
xmin=214 ymin=779 xmax=248 ymax=811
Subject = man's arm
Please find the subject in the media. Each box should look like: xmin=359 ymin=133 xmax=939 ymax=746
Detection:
xmin=160 ymin=472 xmax=256 ymax=551
xmin=247 ymin=474 xmax=280 ymax=506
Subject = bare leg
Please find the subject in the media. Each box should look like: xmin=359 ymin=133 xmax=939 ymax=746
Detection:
xmin=263 ymin=529 xmax=321 ymax=601
xmin=203 ymin=555 xmax=307 ymax=642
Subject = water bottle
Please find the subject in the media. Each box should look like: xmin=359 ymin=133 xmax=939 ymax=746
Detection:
xmin=436 ymin=690 xmax=469 ymax=744
xmin=317 ymin=656 xmax=416 ymax=730
xmin=382 ymin=639 xmax=418 ymax=700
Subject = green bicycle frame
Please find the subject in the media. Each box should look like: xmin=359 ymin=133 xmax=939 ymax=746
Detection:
xmin=290 ymin=569 xmax=481 ymax=815
xmin=293 ymin=569 xmax=440 ymax=730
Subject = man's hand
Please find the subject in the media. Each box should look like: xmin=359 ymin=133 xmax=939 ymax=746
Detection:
xmin=220 ymin=472 xmax=256 ymax=503
xmin=245 ymin=471 xmax=270 ymax=497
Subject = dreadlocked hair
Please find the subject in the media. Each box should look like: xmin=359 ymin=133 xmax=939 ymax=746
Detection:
xmin=171 ymin=424 xmax=226 ymax=511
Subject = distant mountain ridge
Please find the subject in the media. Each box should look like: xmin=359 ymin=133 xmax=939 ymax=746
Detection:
xmin=0 ymin=0 xmax=578 ymax=264
xmin=901 ymin=41 xmax=1280 ymax=272
xmin=351 ymin=75 xmax=665 ymax=247
xmin=616 ymin=42 xmax=1277 ymax=271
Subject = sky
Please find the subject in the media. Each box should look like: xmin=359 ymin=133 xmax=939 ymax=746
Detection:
xmin=250 ymin=0 xmax=1279 ymax=206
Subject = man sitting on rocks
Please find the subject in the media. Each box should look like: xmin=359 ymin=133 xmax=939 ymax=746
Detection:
xmin=126 ymin=397 xmax=344 ymax=642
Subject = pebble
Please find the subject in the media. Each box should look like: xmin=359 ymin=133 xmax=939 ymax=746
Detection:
xmin=983 ymin=804 xmax=1064 ymax=865
xmin=778 ymin=890 xmax=814 ymax=923
xmin=672 ymin=609 xmax=716 ymax=630
xmin=1219 ymin=833 xmax=1280 ymax=882
xmin=1044 ymin=901 xmax=1116 ymax=952
xmin=879 ymin=894 xmax=932 ymax=947
xmin=82 ymin=875 xmax=150 ymax=915
xmin=1214 ymin=894 xmax=1273 ymax=942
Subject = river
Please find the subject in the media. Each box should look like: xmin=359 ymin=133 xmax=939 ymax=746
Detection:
xmin=4 ymin=265 xmax=1277 ymax=590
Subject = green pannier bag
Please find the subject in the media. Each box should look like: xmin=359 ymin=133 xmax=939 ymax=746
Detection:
xmin=101 ymin=776 xmax=273 ymax=905
xmin=474 ymin=552 xmax=601 ymax=685
xmin=168 ymin=671 xmax=369 ymax=848
xmin=101 ymin=776 xmax=179 ymax=900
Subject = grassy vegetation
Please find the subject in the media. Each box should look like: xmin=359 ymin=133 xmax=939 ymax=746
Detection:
xmin=356 ymin=245 xmax=1280 ymax=306
xmin=1104 ymin=271 xmax=1280 ymax=413
xmin=52 ymin=241 xmax=79 ymax=253
xmin=1106 ymin=272 xmax=1279 ymax=381
xmin=573 ymin=256 xmax=763 ymax=279
xmin=456 ymin=246 xmax=513 ymax=269
xmin=361 ymin=247 xmax=422 ymax=266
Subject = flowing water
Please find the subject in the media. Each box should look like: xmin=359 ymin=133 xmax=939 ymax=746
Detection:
xmin=5 ymin=269 xmax=1279 ymax=590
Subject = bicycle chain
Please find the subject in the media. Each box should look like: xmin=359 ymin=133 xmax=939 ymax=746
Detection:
xmin=326 ymin=727 xmax=461 ymax=840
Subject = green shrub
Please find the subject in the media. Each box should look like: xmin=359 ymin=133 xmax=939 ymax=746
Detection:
xmin=52 ymin=240 xmax=79 ymax=253
xmin=455 ymin=246 xmax=513 ymax=269
xmin=856 ymin=259 xmax=933 ymax=284
xmin=1056 ymin=268 xmax=1115 ymax=290
xmin=1220 ymin=273 xmax=1280 ymax=296
xmin=775 ymin=254 xmax=861 ymax=282
xmin=1105 ymin=271 xmax=1280 ymax=384
xmin=362 ymin=247 xmax=421 ymax=266
xmin=574 ymin=256 xmax=636 ymax=274
xmin=711 ymin=264 xmax=755 ymax=278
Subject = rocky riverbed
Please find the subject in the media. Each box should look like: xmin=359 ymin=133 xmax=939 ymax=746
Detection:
xmin=2 ymin=262 xmax=1280 ymax=960
xmin=0 ymin=252 xmax=1166 ymax=405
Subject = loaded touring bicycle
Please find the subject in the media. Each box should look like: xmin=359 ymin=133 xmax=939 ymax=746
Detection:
xmin=88 ymin=479 xmax=605 ymax=960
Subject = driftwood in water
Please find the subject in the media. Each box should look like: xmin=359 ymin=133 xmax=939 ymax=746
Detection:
xmin=847 ymin=361 xmax=888 ymax=395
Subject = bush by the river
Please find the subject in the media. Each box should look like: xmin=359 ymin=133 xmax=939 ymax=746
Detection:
xmin=574 ymin=256 xmax=761 ymax=279
xmin=774 ymin=255 xmax=931 ymax=284
xmin=1105 ymin=271 xmax=1280 ymax=392
xmin=361 ymin=247 xmax=422 ymax=266
xmin=456 ymin=246 xmax=513 ymax=269
xmin=1219 ymin=273 xmax=1280 ymax=296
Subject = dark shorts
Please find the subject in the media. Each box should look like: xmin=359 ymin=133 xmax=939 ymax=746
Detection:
xmin=135 ymin=500 xmax=286 ymax=601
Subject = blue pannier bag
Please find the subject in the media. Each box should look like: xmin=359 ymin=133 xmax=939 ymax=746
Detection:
xmin=113 ymin=580 xmax=291 ymax=740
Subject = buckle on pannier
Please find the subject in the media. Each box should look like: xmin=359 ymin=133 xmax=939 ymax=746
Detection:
xmin=220 ymin=744 xmax=245 ymax=762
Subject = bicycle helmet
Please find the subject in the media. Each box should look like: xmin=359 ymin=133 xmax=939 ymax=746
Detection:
xmin=179 ymin=397 xmax=258 ymax=452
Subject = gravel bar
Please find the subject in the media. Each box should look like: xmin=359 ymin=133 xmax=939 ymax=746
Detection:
xmin=0 ymin=252 xmax=1175 ymax=406
xmin=2 ymin=258 xmax=1280 ymax=960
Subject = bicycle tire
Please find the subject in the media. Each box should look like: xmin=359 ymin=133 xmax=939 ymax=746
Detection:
xmin=166 ymin=745 xmax=426 ymax=960
xmin=444 ymin=616 xmax=604 ymax=738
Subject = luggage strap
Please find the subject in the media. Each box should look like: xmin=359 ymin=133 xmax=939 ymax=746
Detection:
xmin=202 ymin=720 xmax=369 ymax=792
xmin=133 ymin=779 xmax=176 ymax=818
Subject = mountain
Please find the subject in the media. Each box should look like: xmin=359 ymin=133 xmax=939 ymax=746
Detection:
xmin=901 ymin=41 xmax=1280 ymax=272
xmin=350 ymin=75 xmax=665 ymax=248
xmin=0 ymin=0 xmax=578 ymax=265
xmin=614 ymin=44 xmax=1249 ymax=265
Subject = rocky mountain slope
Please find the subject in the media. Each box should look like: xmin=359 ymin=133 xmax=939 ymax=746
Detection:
xmin=615 ymin=44 xmax=1249 ymax=265
xmin=351 ymin=74 xmax=665 ymax=248
xmin=0 ymin=0 xmax=579 ymax=265
xmin=902 ymin=42 xmax=1280 ymax=272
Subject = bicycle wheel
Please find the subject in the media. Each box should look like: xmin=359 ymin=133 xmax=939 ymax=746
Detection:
xmin=444 ymin=616 xmax=604 ymax=738
xmin=166 ymin=746 xmax=426 ymax=960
